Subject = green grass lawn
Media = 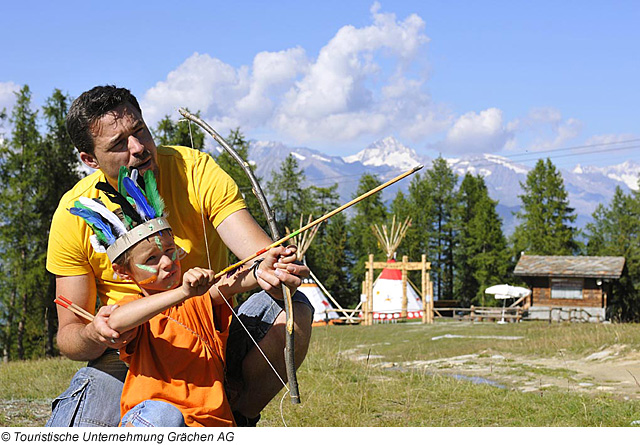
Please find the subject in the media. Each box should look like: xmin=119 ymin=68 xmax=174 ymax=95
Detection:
xmin=2 ymin=320 xmax=640 ymax=427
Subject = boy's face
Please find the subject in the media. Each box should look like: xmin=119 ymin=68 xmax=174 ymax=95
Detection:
xmin=121 ymin=231 xmax=181 ymax=293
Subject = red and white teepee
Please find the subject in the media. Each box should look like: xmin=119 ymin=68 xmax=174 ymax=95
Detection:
xmin=368 ymin=216 xmax=424 ymax=322
xmin=371 ymin=259 xmax=424 ymax=321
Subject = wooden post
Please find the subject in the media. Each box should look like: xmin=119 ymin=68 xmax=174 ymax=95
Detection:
xmin=361 ymin=279 xmax=368 ymax=326
xmin=401 ymin=255 xmax=408 ymax=319
xmin=421 ymin=254 xmax=427 ymax=324
xmin=367 ymin=254 xmax=374 ymax=326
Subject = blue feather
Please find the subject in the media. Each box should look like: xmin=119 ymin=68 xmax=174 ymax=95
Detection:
xmin=69 ymin=207 xmax=117 ymax=245
xmin=123 ymin=176 xmax=156 ymax=220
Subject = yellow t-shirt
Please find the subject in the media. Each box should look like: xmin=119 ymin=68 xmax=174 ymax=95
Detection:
xmin=46 ymin=145 xmax=246 ymax=306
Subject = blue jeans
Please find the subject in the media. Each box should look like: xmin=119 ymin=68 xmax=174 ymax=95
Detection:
xmin=46 ymin=290 xmax=311 ymax=427
xmin=120 ymin=400 xmax=185 ymax=427
xmin=44 ymin=366 xmax=124 ymax=427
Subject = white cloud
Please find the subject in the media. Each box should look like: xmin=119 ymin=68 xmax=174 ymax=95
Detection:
xmin=141 ymin=4 xmax=450 ymax=148
xmin=438 ymin=108 xmax=514 ymax=154
xmin=0 ymin=81 xmax=19 ymax=113
xmin=584 ymin=133 xmax=637 ymax=146
xmin=140 ymin=5 xmax=592 ymax=157
xmin=506 ymin=107 xmax=583 ymax=152
xmin=0 ymin=81 xmax=20 ymax=138
xmin=141 ymin=53 xmax=247 ymax=127
xmin=274 ymin=3 xmax=441 ymax=142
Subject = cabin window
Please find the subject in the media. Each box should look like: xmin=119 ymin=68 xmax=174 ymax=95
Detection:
xmin=551 ymin=277 xmax=583 ymax=299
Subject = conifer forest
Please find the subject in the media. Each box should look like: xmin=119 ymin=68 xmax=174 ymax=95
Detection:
xmin=1 ymin=85 xmax=639 ymax=362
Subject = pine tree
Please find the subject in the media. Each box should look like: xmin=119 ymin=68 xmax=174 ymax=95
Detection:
xmin=407 ymin=157 xmax=457 ymax=300
xmin=303 ymin=183 xmax=341 ymax=277
xmin=314 ymin=212 xmax=354 ymax=307
xmin=215 ymin=128 xmax=267 ymax=231
xmin=266 ymin=154 xmax=313 ymax=236
xmin=454 ymin=173 xmax=510 ymax=306
xmin=0 ymin=85 xmax=43 ymax=359
xmin=40 ymin=89 xmax=82 ymax=356
xmin=153 ymin=111 xmax=205 ymax=149
xmin=585 ymin=187 xmax=640 ymax=321
xmin=512 ymin=158 xmax=579 ymax=258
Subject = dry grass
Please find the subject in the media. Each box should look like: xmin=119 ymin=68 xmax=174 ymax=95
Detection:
xmin=2 ymin=320 xmax=640 ymax=427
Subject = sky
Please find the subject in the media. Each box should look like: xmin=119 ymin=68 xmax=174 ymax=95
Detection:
xmin=1 ymin=0 xmax=638 ymax=168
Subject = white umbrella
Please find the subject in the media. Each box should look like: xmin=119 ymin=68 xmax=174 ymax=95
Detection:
xmin=485 ymin=284 xmax=531 ymax=299
xmin=484 ymin=284 xmax=531 ymax=323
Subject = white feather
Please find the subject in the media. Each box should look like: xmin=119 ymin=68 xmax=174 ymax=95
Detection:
xmin=89 ymin=235 xmax=107 ymax=253
xmin=78 ymin=197 xmax=127 ymax=236
xmin=130 ymin=168 xmax=139 ymax=185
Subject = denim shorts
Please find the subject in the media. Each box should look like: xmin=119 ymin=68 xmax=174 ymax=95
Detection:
xmin=226 ymin=290 xmax=312 ymax=384
xmin=45 ymin=289 xmax=311 ymax=427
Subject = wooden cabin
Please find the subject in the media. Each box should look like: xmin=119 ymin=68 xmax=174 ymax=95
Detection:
xmin=513 ymin=255 xmax=625 ymax=322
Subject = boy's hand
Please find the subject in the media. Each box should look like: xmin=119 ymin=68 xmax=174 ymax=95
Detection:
xmin=181 ymin=267 xmax=216 ymax=298
xmin=255 ymin=245 xmax=304 ymax=299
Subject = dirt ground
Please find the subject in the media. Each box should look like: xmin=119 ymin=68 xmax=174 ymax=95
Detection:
xmin=0 ymin=399 xmax=51 ymax=427
xmin=348 ymin=336 xmax=640 ymax=400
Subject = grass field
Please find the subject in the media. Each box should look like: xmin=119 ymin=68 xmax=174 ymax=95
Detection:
xmin=2 ymin=320 xmax=640 ymax=427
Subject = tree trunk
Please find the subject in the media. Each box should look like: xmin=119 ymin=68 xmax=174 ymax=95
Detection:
xmin=2 ymin=289 xmax=17 ymax=363
xmin=45 ymin=273 xmax=57 ymax=357
xmin=17 ymin=288 xmax=27 ymax=360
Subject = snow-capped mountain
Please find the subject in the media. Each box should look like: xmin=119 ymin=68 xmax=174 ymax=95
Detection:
xmin=572 ymin=161 xmax=640 ymax=191
xmin=343 ymin=136 xmax=425 ymax=170
xmin=246 ymin=137 xmax=639 ymax=235
xmin=250 ymin=137 xmax=423 ymax=204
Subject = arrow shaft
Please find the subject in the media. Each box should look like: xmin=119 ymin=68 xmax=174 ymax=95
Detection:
xmin=215 ymin=164 xmax=423 ymax=279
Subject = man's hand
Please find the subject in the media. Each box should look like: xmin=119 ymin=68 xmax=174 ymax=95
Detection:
xmin=91 ymin=304 xmax=137 ymax=348
xmin=256 ymin=245 xmax=306 ymax=299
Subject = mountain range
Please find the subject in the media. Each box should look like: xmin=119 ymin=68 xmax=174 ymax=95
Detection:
xmin=244 ymin=136 xmax=640 ymax=236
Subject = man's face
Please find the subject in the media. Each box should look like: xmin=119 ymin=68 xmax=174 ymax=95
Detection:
xmin=80 ymin=102 xmax=159 ymax=186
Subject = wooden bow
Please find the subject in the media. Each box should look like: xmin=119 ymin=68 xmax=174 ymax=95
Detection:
xmin=177 ymin=108 xmax=301 ymax=404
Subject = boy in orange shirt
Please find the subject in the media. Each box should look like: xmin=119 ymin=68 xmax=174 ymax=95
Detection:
xmin=68 ymin=167 xmax=298 ymax=427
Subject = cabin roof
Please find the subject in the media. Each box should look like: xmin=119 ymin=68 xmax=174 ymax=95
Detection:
xmin=513 ymin=255 xmax=625 ymax=279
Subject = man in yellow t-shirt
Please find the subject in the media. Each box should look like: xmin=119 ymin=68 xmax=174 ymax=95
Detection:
xmin=45 ymin=85 xmax=313 ymax=427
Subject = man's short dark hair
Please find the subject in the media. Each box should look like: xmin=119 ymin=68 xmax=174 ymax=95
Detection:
xmin=66 ymin=85 xmax=142 ymax=155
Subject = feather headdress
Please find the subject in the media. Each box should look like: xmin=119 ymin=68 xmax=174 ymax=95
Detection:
xmin=68 ymin=167 xmax=171 ymax=262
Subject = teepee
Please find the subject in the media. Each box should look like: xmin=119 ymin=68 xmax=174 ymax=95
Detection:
xmin=369 ymin=216 xmax=424 ymax=322
xmin=287 ymin=215 xmax=348 ymax=325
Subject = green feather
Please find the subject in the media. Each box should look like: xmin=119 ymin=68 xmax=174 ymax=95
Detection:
xmin=89 ymin=223 xmax=109 ymax=246
xmin=117 ymin=166 xmax=129 ymax=197
xmin=143 ymin=170 xmax=165 ymax=217
xmin=73 ymin=202 xmax=91 ymax=212
xmin=116 ymin=169 xmax=134 ymax=228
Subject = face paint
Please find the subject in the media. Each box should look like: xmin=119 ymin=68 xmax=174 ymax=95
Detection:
xmin=138 ymin=275 xmax=157 ymax=285
xmin=135 ymin=264 xmax=158 ymax=274
xmin=171 ymin=250 xmax=177 ymax=261
xmin=155 ymin=236 xmax=163 ymax=251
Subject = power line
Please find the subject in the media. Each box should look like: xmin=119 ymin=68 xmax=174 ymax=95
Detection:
xmin=464 ymin=144 xmax=640 ymax=171
xmin=498 ymin=138 xmax=640 ymax=160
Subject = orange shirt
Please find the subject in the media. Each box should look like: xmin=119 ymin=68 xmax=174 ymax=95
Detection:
xmin=118 ymin=293 xmax=234 ymax=427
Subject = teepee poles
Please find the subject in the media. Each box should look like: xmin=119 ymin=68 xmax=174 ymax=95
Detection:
xmin=372 ymin=215 xmax=412 ymax=260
